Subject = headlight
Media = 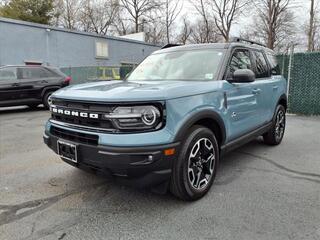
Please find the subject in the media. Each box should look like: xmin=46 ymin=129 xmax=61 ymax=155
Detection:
xmin=104 ymin=105 xmax=162 ymax=130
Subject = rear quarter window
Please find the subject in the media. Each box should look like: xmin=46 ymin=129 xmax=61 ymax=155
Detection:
xmin=266 ymin=53 xmax=281 ymax=75
xmin=253 ymin=51 xmax=270 ymax=78
xmin=43 ymin=68 xmax=61 ymax=78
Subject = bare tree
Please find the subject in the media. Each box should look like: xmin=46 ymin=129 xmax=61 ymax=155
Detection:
xmin=54 ymin=0 xmax=83 ymax=29
xmin=145 ymin=17 xmax=166 ymax=44
xmin=189 ymin=19 xmax=221 ymax=44
xmin=307 ymin=0 xmax=319 ymax=51
xmin=113 ymin=6 xmax=133 ymax=36
xmin=120 ymin=0 xmax=162 ymax=33
xmin=260 ymin=0 xmax=295 ymax=50
xmin=80 ymin=0 xmax=119 ymax=35
xmin=190 ymin=0 xmax=212 ymax=43
xmin=243 ymin=0 xmax=296 ymax=51
xmin=164 ymin=0 xmax=182 ymax=44
xmin=177 ymin=16 xmax=193 ymax=44
xmin=210 ymin=0 xmax=249 ymax=42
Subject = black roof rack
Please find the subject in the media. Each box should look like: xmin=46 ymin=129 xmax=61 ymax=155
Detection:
xmin=161 ymin=43 xmax=182 ymax=49
xmin=230 ymin=37 xmax=266 ymax=48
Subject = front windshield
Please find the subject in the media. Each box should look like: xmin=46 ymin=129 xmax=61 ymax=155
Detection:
xmin=127 ymin=49 xmax=225 ymax=81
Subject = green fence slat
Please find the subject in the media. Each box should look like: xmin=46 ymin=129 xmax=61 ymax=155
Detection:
xmin=277 ymin=52 xmax=320 ymax=115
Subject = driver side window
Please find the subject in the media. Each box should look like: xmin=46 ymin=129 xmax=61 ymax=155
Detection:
xmin=227 ymin=49 xmax=252 ymax=79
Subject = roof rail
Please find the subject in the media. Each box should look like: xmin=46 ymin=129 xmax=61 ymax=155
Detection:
xmin=230 ymin=37 xmax=266 ymax=48
xmin=161 ymin=43 xmax=182 ymax=49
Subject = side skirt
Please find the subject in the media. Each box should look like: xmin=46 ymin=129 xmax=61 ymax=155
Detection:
xmin=220 ymin=122 xmax=273 ymax=156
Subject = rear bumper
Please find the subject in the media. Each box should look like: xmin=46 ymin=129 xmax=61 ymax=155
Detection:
xmin=43 ymin=131 xmax=179 ymax=188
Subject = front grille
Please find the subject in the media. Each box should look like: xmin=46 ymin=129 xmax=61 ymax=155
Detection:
xmin=50 ymin=126 xmax=98 ymax=145
xmin=51 ymin=114 xmax=114 ymax=130
xmin=50 ymin=99 xmax=116 ymax=132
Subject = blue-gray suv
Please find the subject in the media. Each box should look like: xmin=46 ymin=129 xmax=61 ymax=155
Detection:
xmin=44 ymin=39 xmax=287 ymax=200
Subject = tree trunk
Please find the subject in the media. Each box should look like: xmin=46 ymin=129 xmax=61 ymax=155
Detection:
xmin=308 ymin=0 xmax=315 ymax=52
xmin=135 ymin=15 xmax=139 ymax=33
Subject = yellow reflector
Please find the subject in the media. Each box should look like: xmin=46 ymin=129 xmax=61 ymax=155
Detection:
xmin=164 ymin=148 xmax=175 ymax=156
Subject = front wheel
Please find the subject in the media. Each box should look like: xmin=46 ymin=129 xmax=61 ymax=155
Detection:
xmin=170 ymin=126 xmax=219 ymax=201
xmin=263 ymin=105 xmax=286 ymax=145
xmin=43 ymin=91 xmax=54 ymax=109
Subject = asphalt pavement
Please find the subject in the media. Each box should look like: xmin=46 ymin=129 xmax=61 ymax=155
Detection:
xmin=0 ymin=107 xmax=319 ymax=240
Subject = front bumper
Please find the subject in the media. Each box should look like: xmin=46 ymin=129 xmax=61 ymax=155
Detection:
xmin=43 ymin=129 xmax=179 ymax=188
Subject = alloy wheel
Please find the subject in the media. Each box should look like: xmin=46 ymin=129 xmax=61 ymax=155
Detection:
xmin=275 ymin=109 xmax=285 ymax=141
xmin=187 ymin=138 xmax=215 ymax=190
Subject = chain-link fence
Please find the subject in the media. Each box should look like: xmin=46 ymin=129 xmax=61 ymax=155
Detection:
xmin=60 ymin=66 xmax=134 ymax=85
xmin=278 ymin=52 xmax=320 ymax=115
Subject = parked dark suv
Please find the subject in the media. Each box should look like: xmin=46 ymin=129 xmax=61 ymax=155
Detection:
xmin=0 ymin=65 xmax=71 ymax=109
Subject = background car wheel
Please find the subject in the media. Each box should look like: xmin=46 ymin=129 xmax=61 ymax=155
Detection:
xmin=263 ymin=105 xmax=286 ymax=145
xmin=170 ymin=125 xmax=219 ymax=201
xmin=43 ymin=91 xmax=54 ymax=109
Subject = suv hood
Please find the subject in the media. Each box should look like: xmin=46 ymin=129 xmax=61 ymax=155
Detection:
xmin=53 ymin=80 xmax=223 ymax=102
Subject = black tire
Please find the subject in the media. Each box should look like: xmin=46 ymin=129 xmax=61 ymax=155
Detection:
xmin=43 ymin=91 xmax=54 ymax=109
xmin=263 ymin=105 xmax=286 ymax=145
xmin=170 ymin=125 xmax=219 ymax=201
xmin=27 ymin=104 xmax=39 ymax=109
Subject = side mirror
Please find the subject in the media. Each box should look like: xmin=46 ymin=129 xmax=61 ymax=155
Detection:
xmin=229 ymin=69 xmax=255 ymax=83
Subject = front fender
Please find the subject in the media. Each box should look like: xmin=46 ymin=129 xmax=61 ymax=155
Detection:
xmin=173 ymin=108 xmax=226 ymax=144
xmin=165 ymin=91 xmax=226 ymax=145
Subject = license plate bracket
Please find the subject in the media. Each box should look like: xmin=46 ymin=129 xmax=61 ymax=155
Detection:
xmin=57 ymin=140 xmax=78 ymax=163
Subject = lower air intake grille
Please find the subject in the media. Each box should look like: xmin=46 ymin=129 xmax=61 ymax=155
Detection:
xmin=50 ymin=126 xmax=98 ymax=145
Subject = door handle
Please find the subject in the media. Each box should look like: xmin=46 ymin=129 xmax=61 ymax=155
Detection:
xmin=41 ymin=80 xmax=48 ymax=83
xmin=12 ymin=83 xmax=20 ymax=87
xmin=273 ymin=86 xmax=279 ymax=91
xmin=252 ymin=88 xmax=261 ymax=94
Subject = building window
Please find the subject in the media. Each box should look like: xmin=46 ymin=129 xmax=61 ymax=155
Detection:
xmin=96 ymin=40 xmax=108 ymax=59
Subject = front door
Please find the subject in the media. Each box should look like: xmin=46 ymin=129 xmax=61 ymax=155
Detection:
xmin=0 ymin=67 xmax=21 ymax=104
xmin=224 ymin=48 xmax=263 ymax=141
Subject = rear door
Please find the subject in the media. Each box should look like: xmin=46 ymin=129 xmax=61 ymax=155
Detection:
xmin=17 ymin=67 xmax=49 ymax=100
xmin=224 ymin=48 xmax=262 ymax=140
xmin=0 ymin=67 xmax=20 ymax=103
xmin=251 ymin=50 xmax=275 ymax=123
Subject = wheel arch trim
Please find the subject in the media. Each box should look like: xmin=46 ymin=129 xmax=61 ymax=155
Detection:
xmin=277 ymin=94 xmax=288 ymax=109
xmin=41 ymin=86 xmax=61 ymax=98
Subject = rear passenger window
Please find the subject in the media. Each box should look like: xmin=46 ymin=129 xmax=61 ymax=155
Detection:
xmin=253 ymin=51 xmax=270 ymax=78
xmin=20 ymin=67 xmax=48 ymax=79
xmin=228 ymin=49 xmax=252 ymax=78
xmin=266 ymin=53 xmax=281 ymax=75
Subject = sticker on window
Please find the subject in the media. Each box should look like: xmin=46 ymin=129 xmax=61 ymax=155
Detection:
xmin=205 ymin=73 xmax=214 ymax=79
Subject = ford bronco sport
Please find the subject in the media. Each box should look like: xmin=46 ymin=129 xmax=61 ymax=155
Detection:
xmin=43 ymin=39 xmax=287 ymax=201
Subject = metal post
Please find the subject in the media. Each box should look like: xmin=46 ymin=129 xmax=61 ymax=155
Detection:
xmin=287 ymin=44 xmax=295 ymax=99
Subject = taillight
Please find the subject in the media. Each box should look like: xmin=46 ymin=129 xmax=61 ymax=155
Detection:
xmin=64 ymin=76 xmax=72 ymax=84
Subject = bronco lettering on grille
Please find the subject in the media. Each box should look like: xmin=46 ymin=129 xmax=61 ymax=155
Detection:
xmin=51 ymin=107 xmax=99 ymax=119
